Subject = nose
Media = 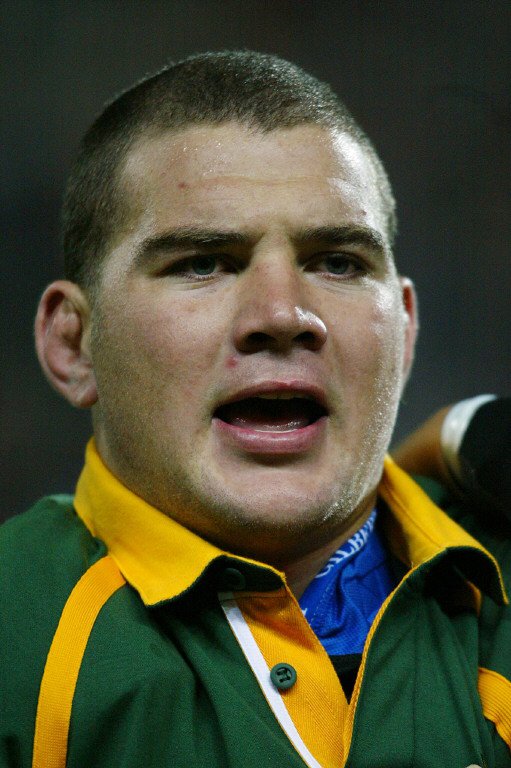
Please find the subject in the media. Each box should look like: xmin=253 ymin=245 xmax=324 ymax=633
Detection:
xmin=232 ymin=257 xmax=327 ymax=354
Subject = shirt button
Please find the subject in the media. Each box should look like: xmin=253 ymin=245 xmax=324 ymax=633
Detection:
xmin=221 ymin=567 xmax=247 ymax=590
xmin=270 ymin=663 xmax=297 ymax=690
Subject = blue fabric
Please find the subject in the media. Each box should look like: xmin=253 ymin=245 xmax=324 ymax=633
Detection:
xmin=299 ymin=510 xmax=397 ymax=656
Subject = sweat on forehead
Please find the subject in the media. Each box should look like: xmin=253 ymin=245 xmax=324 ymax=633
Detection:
xmin=61 ymin=51 xmax=396 ymax=292
xmin=110 ymin=124 xmax=390 ymax=267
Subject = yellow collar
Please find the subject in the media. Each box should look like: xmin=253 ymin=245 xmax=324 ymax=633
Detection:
xmin=74 ymin=439 xmax=282 ymax=604
xmin=74 ymin=439 xmax=507 ymax=606
xmin=380 ymin=456 xmax=507 ymax=604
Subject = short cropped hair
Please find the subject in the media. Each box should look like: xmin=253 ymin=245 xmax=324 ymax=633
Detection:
xmin=62 ymin=50 xmax=396 ymax=292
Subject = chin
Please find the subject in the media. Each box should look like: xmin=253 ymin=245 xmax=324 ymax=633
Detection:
xmin=203 ymin=482 xmax=358 ymax=542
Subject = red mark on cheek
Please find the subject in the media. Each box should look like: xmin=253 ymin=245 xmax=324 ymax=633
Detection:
xmin=226 ymin=355 xmax=238 ymax=369
xmin=177 ymin=181 xmax=189 ymax=190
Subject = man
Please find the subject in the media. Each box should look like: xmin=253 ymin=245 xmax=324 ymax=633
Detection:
xmin=1 ymin=51 xmax=510 ymax=767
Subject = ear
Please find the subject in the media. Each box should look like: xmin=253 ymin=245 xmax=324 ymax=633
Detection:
xmin=34 ymin=280 xmax=98 ymax=408
xmin=399 ymin=276 xmax=419 ymax=383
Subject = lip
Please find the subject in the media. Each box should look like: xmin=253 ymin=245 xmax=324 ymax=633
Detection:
xmin=212 ymin=415 xmax=327 ymax=455
xmin=212 ymin=380 xmax=329 ymax=456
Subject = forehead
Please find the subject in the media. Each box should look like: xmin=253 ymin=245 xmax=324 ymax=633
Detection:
xmin=118 ymin=123 xmax=386 ymax=240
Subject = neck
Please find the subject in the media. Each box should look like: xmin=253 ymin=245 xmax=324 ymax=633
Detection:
xmin=280 ymin=502 xmax=375 ymax=599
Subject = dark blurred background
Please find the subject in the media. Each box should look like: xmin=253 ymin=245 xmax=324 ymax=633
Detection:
xmin=2 ymin=1 xmax=510 ymax=522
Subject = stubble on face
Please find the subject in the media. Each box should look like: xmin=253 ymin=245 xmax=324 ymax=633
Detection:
xmin=88 ymin=123 xmax=414 ymax=564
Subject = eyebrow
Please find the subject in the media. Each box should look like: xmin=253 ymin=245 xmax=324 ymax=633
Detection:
xmin=295 ymin=225 xmax=387 ymax=253
xmin=133 ymin=228 xmax=250 ymax=267
xmin=133 ymin=224 xmax=387 ymax=267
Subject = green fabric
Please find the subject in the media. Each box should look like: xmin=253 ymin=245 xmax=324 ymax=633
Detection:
xmin=0 ymin=498 xmax=106 ymax=767
xmin=2 ymin=487 xmax=511 ymax=767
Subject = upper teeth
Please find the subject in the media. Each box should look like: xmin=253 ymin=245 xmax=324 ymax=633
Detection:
xmin=257 ymin=393 xmax=308 ymax=400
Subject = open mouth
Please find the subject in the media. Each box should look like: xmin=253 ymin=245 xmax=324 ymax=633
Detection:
xmin=214 ymin=394 xmax=327 ymax=432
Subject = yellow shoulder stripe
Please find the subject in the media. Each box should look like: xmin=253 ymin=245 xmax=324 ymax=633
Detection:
xmin=32 ymin=556 xmax=126 ymax=768
xmin=478 ymin=667 xmax=511 ymax=750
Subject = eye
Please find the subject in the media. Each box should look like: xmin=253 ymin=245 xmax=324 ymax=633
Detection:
xmin=311 ymin=252 xmax=365 ymax=278
xmin=323 ymin=253 xmax=352 ymax=275
xmin=160 ymin=254 xmax=236 ymax=281
xmin=190 ymin=255 xmax=218 ymax=275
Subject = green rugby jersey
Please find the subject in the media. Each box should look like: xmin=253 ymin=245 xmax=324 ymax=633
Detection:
xmin=1 ymin=441 xmax=511 ymax=768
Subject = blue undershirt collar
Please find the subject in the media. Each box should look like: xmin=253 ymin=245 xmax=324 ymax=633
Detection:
xmin=299 ymin=510 xmax=397 ymax=656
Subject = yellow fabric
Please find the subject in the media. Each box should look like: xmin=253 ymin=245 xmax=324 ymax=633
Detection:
xmin=74 ymin=439 xmax=279 ymax=605
xmin=32 ymin=556 xmax=125 ymax=768
xmin=232 ymin=458 xmax=508 ymax=767
xmin=74 ymin=441 xmax=506 ymax=608
xmin=380 ymin=457 xmax=507 ymax=604
xmin=70 ymin=441 xmax=508 ymax=767
xmin=478 ymin=667 xmax=511 ymax=750
xmin=236 ymin=589 xmax=346 ymax=768
xmin=381 ymin=456 xmax=494 ymax=565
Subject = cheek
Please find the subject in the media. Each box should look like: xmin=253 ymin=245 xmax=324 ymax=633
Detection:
xmin=329 ymin=289 xmax=405 ymax=385
xmin=96 ymin=292 xmax=226 ymax=401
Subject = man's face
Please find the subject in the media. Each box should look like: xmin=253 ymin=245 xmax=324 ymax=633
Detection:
xmin=89 ymin=123 xmax=415 ymax=560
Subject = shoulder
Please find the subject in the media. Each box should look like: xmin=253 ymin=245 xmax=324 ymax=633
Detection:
xmin=414 ymin=474 xmax=511 ymax=590
xmin=0 ymin=494 xmax=107 ymax=619
xmin=1 ymin=494 xmax=105 ymax=585
xmin=0 ymin=496 xmax=107 ymax=756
